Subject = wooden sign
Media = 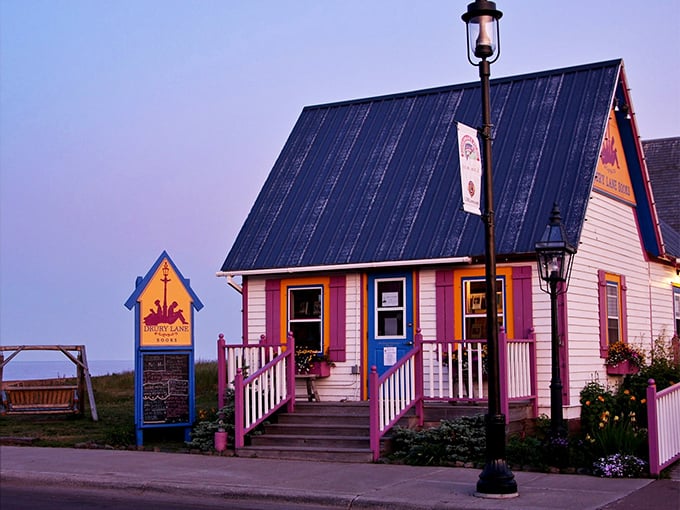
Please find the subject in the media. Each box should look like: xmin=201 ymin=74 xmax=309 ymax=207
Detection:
xmin=125 ymin=251 xmax=203 ymax=446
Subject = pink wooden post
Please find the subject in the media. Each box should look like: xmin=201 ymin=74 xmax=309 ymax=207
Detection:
xmin=499 ymin=327 xmax=509 ymax=424
xmin=647 ymin=379 xmax=660 ymax=476
xmin=414 ymin=329 xmax=424 ymax=426
xmin=234 ymin=368 xmax=244 ymax=449
xmin=217 ymin=334 xmax=226 ymax=410
xmin=286 ymin=331 xmax=295 ymax=414
xmin=369 ymin=366 xmax=380 ymax=461
xmin=528 ymin=328 xmax=538 ymax=419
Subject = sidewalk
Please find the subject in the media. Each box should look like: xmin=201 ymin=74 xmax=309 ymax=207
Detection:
xmin=1 ymin=446 xmax=677 ymax=509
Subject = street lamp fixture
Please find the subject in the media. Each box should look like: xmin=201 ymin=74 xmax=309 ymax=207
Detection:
xmin=535 ymin=203 xmax=576 ymax=438
xmin=462 ymin=0 xmax=502 ymax=64
xmin=462 ymin=0 xmax=517 ymax=498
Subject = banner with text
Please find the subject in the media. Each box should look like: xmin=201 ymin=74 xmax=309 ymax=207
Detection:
xmin=457 ymin=122 xmax=482 ymax=216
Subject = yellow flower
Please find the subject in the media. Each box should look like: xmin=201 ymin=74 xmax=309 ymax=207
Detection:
xmin=613 ymin=415 xmax=620 ymax=421
xmin=599 ymin=422 xmax=605 ymax=428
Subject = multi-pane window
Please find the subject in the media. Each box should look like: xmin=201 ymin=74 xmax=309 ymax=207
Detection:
xmin=598 ymin=270 xmax=627 ymax=356
xmin=462 ymin=278 xmax=505 ymax=339
xmin=606 ymin=281 xmax=621 ymax=344
xmin=288 ymin=286 xmax=323 ymax=352
xmin=375 ymin=278 xmax=405 ymax=338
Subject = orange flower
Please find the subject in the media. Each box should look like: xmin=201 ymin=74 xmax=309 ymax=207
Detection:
xmin=641 ymin=399 xmax=646 ymax=404
xmin=630 ymin=396 xmax=636 ymax=401
xmin=585 ymin=400 xmax=591 ymax=406
xmin=623 ymin=389 xmax=630 ymax=395
xmin=598 ymin=395 xmax=605 ymax=402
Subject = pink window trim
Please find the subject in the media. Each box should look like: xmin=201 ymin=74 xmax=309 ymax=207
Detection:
xmin=329 ymin=275 xmax=347 ymax=362
xmin=242 ymin=276 xmax=249 ymax=344
xmin=265 ymin=279 xmax=281 ymax=345
xmin=511 ymin=266 xmax=533 ymax=339
xmin=435 ymin=270 xmax=454 ymax=341
xmin=598 ymin=270 xmax=628 ymax=357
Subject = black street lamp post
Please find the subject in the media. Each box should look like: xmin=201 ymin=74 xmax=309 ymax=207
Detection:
xmin=535 ymin=204 xmax=576 ymax=438
xmin=461 ymin=0 xmax=517 ymax=497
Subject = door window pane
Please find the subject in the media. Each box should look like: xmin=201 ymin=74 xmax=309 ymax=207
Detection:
xmin=376 ymin=279 xmax=405 ymax=338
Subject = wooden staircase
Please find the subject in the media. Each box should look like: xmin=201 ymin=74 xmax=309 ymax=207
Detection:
xmin=235 ymin=401 xmax=374 ymax=463
xmin=234 ymin=400 xmax=534 ymax=463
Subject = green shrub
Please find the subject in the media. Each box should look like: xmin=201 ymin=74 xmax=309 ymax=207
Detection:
xmin=389 ymin=415 xmax=485 ymax=466
xmin=506 ymin=435 xmax=545 ymax=469
xmin=186 ymin=388 xmax=235 ymax=452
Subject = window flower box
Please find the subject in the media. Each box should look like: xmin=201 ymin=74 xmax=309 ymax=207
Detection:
xmin=605 ymin=341 xmax=644 ymax=376
xmin=295 ymin=348 xmax=333 ymax=377
xmin=307 ymin=361 xmax=331 ymax=378
xmin=606 ymin=360 xmax=640 ymax=376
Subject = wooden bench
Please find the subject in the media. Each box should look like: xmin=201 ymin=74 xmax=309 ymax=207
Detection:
xmin=2 ymin=384 xmax=79 ymax=415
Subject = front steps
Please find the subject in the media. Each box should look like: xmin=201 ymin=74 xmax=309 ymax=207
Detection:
xmin=235 ymin=401 xmax=373 ymax=463
xmin=234 ymin=400 xmax=534 ymax=463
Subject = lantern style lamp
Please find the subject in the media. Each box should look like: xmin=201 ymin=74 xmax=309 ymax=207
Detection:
xmin=462 ymin=0 xmax=502 ymax=65
xmin=535 ymin=203 xmax=576 ymax=438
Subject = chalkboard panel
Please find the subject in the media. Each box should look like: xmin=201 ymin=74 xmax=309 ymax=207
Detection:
xmin=142 ymin=353 xmax=190 ymax=424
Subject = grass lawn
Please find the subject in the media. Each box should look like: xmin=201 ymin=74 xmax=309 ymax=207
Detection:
xmin=0 ymin=362 xmax=220 ymax=450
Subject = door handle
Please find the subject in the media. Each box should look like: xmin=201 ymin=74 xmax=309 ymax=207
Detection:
xmin=405 ymin=341 xmax=413 ymax=346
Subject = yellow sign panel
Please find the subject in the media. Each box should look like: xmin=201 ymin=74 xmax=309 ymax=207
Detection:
xmin=593 ymin=113 xmax=636 ymax=205
xmin=139 ymin=258 xmax=193 ymax=347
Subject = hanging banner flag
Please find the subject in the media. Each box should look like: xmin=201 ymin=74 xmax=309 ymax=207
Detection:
xmin=457 ymin=122 xmax=482 ymax=216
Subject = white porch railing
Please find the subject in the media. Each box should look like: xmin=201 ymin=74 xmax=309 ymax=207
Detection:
xmin=647 ymin=379 xmax=680 ymax=476
xmin=217 ymin=334 xmax=283 ymax=409
xmin=369 ymin=329 xmax=536 ymax=461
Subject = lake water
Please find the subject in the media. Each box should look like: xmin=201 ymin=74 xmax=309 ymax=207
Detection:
xmin=1 ymin=360 xmax=135 ymax=381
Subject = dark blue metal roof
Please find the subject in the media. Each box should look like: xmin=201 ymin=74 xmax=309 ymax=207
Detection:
xmin=222 ymin=60 xmax=629 ymax=273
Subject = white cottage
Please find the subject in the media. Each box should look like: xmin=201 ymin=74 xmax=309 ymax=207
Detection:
xmin=217 ymin=60 xmax=679 ymax=456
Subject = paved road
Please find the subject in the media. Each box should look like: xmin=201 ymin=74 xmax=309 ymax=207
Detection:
xmin=0 ymin=481 xmax=331 ymax=510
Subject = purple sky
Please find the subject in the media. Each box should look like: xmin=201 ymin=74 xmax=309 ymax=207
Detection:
xmin=1 ymin=1 xmax=679 ymax=362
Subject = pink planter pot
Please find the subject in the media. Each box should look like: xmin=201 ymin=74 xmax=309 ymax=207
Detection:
xmin=214 ymin=430 xmax=228 ymax=452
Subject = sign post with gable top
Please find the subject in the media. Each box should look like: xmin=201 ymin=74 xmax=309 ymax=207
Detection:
xmin=125 ymin=251 xmax=203 ymax=446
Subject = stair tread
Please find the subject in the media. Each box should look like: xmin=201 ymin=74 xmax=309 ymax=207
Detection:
xmin=239 ymin=445 xmax=372 ymax=452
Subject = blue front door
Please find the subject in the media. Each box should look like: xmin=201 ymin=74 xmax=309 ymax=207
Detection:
xmin=367 ymin=273 xmax=414 ymax=377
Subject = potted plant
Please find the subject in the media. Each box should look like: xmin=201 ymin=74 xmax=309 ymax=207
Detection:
xmin=605 ymin=341 xmax=645 ymax=375
xmin=295 ymin=348 xmax=334 ymax=377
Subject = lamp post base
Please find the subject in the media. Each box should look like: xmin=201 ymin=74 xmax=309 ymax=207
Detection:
xmin=476 ymin=459 xmax=518 ymax=498
xmin=476 ymin=414 xmax=518 ymax=497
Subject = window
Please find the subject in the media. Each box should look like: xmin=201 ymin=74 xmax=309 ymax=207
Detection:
xmin=606 ymin=282 xmax=620 ymax=344
xmin=462 ymin=277 xmax=505 ymax=340
xmin=598 ymin=270 xmax=627 ymax=356
xmin=288 ymin=286 xmax=323 ymax=352
xmin=375 ymin=278 xmax=405 ymax=338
